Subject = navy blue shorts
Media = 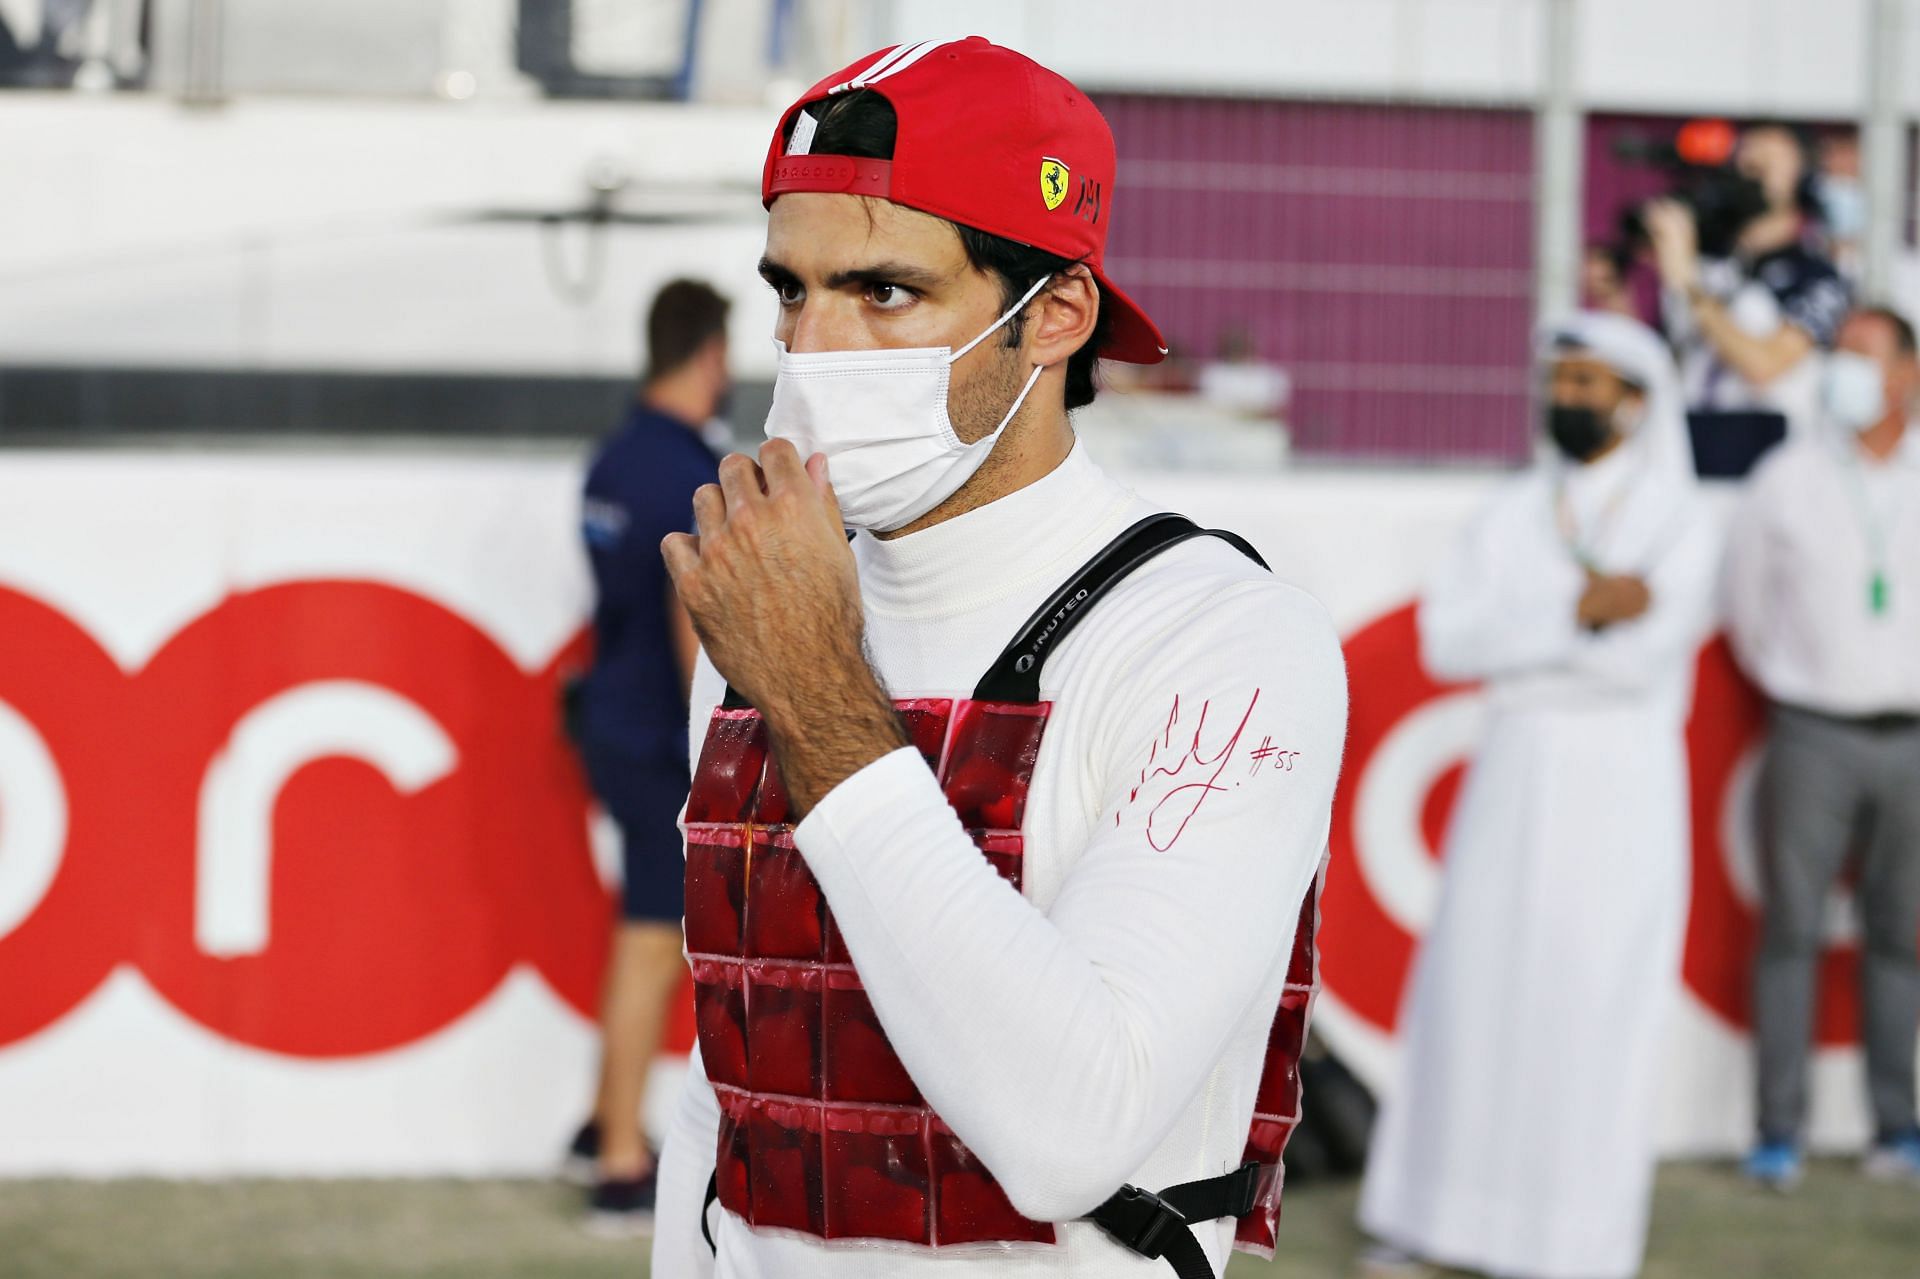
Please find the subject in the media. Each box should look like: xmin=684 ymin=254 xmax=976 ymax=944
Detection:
xmin=581 ymin=738 xmax=690 ymax=924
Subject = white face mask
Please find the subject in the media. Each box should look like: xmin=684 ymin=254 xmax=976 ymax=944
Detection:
xmin=763 ymin=274 xmax=1051 ymax=533
xmin=1823 ymin=351 xmax=1888 ymax=434
xmin=1817 ymin=176 xmax=1866 ymax=241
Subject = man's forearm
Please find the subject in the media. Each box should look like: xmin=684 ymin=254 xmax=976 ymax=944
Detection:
xmin=1688 ymin=291 xmax=1807 ymax=387
xmin=760 ymin=656 xmax=909 ymax=818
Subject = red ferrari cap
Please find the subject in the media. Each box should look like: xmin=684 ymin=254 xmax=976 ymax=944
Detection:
xmin=761 ymin=36 xmax=1167 ymax=365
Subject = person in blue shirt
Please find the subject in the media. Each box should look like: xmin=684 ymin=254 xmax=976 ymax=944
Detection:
xmin=567 ymin=278 xmax=729 ymax=1233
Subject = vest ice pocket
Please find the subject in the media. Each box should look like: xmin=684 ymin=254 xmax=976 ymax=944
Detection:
xmin=744 ymin=962 xmax=825 ymax=1098
xmin=742 ymin=829 xmax=827 ymax=960
xmin=822 ymin=1107 xmax=931 ymax=1241
xmin=683 ymin=825 xmax=746 ymax=955
xmin=685 ymin=708 xmax=768 ymax=824
xmin=940 ymin=700 xmax=1049 ymax=831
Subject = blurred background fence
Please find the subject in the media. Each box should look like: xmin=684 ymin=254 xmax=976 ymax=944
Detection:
xmin=5 ymin=0 xmax=1916 ymax=463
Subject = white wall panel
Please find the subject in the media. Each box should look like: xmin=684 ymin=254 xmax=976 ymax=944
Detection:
xmin=878 ymin=0 xmax=1897 ymax=116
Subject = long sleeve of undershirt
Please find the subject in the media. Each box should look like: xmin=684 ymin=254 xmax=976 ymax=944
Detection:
xmin=652 ymin=1043 xmax=721 ymax=1278
xmin=790 ymin=582 xmax=1347 ymax=1222
xmin=652 ymin=651 xmax=732 ymax=1279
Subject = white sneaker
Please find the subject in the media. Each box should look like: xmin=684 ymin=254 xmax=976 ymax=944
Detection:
xmin=1861 ymin=1131 xmax=1920 ymax=1182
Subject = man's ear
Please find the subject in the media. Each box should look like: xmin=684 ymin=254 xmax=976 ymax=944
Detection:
xmin=1896 ymin=353 xmax=1920 ymax=409
xmin=1026 ymin=265 xmax=1099 ymax=369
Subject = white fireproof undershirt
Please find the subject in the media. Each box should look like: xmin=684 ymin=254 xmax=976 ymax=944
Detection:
xmin=652 ymin=442 xmax=1348 ymax=1278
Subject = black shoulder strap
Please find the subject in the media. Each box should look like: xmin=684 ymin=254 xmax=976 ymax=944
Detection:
xmin=971 ymin=513 xmax=1268 ymax=704
xmin=1085 ymin=1160 xmax=1261 ymax=1279
xmin=717 ymin=514 xmax=1267 ymax=713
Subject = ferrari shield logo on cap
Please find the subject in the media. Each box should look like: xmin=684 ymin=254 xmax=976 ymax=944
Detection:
xmin=1039 ymin=157 xmax=1070 ymax=211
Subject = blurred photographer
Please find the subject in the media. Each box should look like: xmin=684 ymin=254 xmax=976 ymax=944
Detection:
xmin=1647 ymin=123 xmax=1850 ymax=441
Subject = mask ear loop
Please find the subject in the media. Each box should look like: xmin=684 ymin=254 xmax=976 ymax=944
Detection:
xmin=989 ymin=362 xmax=1048 ymax=434
xmin=945 ymin=272 xmax=1054 ymax=446
xmin=947 ymin=273 xmax=1055 ymax=364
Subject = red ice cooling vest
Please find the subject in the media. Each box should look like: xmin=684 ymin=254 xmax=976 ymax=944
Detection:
xmin=684 ymin=515 xmax=1323 ymax=1267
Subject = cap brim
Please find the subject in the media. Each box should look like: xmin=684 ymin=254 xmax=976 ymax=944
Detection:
xmin=1091 ymin=268 xmax=1168 ymax=365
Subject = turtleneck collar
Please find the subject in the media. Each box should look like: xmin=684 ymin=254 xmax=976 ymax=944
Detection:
xmin=852 ymin=441 xmax=1136 ymax=619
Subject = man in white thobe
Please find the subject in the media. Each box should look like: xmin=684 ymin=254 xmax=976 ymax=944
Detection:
xmin=1358 ymin=313 xmax=1721 ymax=1279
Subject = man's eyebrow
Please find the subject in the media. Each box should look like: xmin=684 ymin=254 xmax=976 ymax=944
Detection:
xmin=756 ymin=256 xmax=949 ymax=292
xmin=823 ymin=261 xmax=949 ymax=291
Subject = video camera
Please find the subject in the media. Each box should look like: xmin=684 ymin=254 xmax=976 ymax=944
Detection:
xmin=1610 ymin=120 xmax=1771 ymax=261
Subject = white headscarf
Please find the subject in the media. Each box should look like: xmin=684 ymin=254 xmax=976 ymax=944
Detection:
xmin=1534 ymin=311 xmax=1701 ymax=574
xmin=1536 ymin=310 xmax=1696 ymax=491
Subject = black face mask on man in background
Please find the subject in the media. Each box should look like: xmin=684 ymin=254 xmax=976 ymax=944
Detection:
xmin=1546 ymin=404 xmax=1615 ymax=462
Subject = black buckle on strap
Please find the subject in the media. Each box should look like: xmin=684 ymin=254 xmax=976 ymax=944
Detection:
xmin=1088 ymin=1162 xmax=1264 ymax=1278
xmin=1226 ymin=1159 xmax=1260 ymax=1213
xmin=1090 ymin=1183 xmax=1191 ymax=1260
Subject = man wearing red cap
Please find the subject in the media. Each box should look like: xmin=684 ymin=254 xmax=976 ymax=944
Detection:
xmin=652 ymin=38 xmax=1347 ymax=1278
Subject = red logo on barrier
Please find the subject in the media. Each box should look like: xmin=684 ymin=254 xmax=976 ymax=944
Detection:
xmin=0 ymin=581 xmax=660 ymax=1056
xmin=1 ymin=587 xmax=1875 ymax=1060
xmin=1323 ymin=604 xmax=1870 ymax=1047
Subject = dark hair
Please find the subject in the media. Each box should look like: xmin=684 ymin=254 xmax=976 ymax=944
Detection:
xmin=645 ymin=279 xmax=730 ymax=383
xmin=1738 ymin=119 xmax=1822 ymax=215
xmin=1857 ymin=304 xmax=1918 ymax=359
xmin=791 ymin=90 xmax=1112 ymax=411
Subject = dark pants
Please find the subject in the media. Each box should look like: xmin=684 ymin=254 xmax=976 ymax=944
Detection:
xmin=1754 ymin=704 xmax=1920 ymax=1142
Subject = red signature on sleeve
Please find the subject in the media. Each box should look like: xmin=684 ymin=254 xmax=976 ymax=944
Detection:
xmin=1116 ymin=689 xmax=1264 ymax=851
